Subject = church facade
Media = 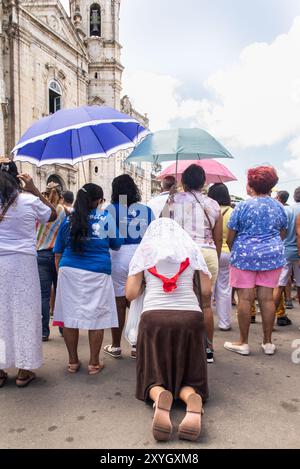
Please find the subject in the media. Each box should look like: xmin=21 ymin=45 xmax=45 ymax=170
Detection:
xmin=0 ymin=0 xmax=152 ymax=200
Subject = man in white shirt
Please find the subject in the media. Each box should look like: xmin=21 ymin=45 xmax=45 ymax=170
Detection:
xmin=147 ymin=176 xmax=176 ymax=219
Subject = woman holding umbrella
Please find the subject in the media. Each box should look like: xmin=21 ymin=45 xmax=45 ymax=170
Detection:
xmin=53 ymin=184 xmax=122 ymax=374
xmin=170 ymin=164 xmax=222 ymax=363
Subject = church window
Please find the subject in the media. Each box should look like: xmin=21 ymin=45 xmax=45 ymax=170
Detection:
xmin=49 ymin=80 xmax=62 ymax=114
xmin=95 ymin=72 xmax=98 ymax=79
xmin=90 ymin=4 xmax=101 ymax=37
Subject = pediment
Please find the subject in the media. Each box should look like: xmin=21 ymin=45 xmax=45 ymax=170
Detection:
xmin=21 ymin=1 xmax=87 ymax=56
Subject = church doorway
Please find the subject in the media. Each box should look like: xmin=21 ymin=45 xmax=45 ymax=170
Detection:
xmin=46 ymin=174 xmax=65 ymax=191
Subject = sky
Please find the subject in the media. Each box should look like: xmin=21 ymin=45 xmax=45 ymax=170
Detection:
xmin=62 ymin=0 xmax=300 ymax=198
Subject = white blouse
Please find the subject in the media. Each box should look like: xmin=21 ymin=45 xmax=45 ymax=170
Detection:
xmin=0 ymin=193 xmax=51 ymax=256
xmin=142 ymin=260 xmax=201 ymax=313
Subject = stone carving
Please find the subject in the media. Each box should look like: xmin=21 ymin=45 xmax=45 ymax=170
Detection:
xmin=48 ymin=15 xmax=60 ymax=33
xmin=121 ymin=95 xmax=132 ymax=114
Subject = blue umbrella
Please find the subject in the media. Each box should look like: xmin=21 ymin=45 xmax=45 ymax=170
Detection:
xmin=126 ymin=128 xmax=233 ymax=164
xmin=12 ymin=106 xmax=149 ymax=167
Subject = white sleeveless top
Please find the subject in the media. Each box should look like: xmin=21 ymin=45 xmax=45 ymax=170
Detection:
xmin=142 ymin=260 xmax=201 ymax=313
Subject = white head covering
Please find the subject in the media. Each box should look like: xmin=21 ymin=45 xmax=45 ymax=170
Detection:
xmin=128 ymin=217 xmax=211 ymax=277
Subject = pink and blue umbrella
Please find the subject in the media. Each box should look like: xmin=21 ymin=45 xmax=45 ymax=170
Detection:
xmin=12 ymin=106 xmax=149 ymax=166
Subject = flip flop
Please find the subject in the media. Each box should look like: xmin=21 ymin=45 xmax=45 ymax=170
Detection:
xmin=0 ymin=371 xmax=8 ymax=388
xmin=16 ymin=372 xmax=36 ymax=388
xmin=178 ymin=393 xmax=204 ymax=442
xmin=152 ymin=390 xmax=173 ymax=442
xmin=67 ymin=362 xmax=81 ymax=374
xmin=88 ymin=362 xmax=105 ymax=375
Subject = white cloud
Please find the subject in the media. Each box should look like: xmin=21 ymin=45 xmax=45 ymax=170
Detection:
xmin=201 ymin=20 xmax=300 ymax=148
xmin=283 ymin=137 xmax=300 ymax=177
xmin=124 ymin=17 xmax=300 ymax=177
xmin=122 ymin=71 xmax=181 ymax=131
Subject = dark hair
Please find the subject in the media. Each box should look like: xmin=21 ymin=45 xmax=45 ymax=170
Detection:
xmin=208 ymin=183 xmax=231 ymax=206
xmin=277 ymin=190 xmax=289 ymax=205
xmin=0 ymin=171 xmax=19 ymax=220
xmin=62 ymin=190 xmax=74 ymax=205
xmin=70 ymin=183 xmax=103 ymax=253
xmin=248 ymin=166 xmax=278 ymax=195
xmin=294 ymin=187 xmax=300 ymax=203
xmin=111 ymin=174 xmax=141 ymax=206
xmin=0 ymin=160 xmax=20 ymax=186
xmin=162 ymin=175 xmax=176 ymax=191
xmin=181 ymin=164 xmax=206 ymax=191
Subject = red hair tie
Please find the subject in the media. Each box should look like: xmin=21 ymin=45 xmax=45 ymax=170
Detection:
xmin=148 ymin=258 xmax=190 ymax=293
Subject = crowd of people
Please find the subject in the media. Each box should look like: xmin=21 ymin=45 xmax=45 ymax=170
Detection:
xmin=0 ymin=156 xmax=299 ymax=443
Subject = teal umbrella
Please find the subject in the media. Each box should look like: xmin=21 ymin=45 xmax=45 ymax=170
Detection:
xmin=125 ymin=128 xmax=233 ymax=164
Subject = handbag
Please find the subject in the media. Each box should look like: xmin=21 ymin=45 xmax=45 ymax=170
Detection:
xmin=124 ymin=290 xmax=145 ymax=346
xmin=188 ymin=191 xmax=214 ymax=231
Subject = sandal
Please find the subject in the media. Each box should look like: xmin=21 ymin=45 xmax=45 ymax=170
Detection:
xmin=104 ymin=345 xmax=122 ymax=359
xmin=130 ymin=346 xmax=136 ymax=360
xmin=88 ymin=362 xmax=105 ymax=375
xmin=67 ymin=362 xmax=81 ymax=374
xmin=0 ymin=371 xmax=8 ymax=388
xmin=16 ymin=371 xmax=36 ymax=388
xmin=178 ymin=393 xmax=204 ymax=442
xmin=152 ymin=390 xmax=173 ymax=442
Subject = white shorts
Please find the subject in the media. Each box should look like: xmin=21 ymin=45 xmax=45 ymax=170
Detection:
xmin=111 ymin=244 xmax=138 ymax=297
xmin=278 ymin=260 xmax=300 ymax=287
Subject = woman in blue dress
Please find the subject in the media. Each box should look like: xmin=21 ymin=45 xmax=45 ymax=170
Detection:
xmin=53 ymin=184 xmax=122 ymax=375
xmin=104 ymin=174 xmax=154 ymax=359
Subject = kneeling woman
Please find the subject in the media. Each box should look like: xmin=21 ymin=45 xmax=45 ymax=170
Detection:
xmin=53 ymin=184 xmax=122 ymax=375
xmin=125 ymin=218 xmax=211 ymax=442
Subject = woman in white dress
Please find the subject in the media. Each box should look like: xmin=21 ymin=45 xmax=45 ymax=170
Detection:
xmin=0 ymin=161 xmax=57 ymax=388
xmin=208 ymin=183 xmax=233 ymax=331
xmin=53 ymin=184 xmax=122 ymax=375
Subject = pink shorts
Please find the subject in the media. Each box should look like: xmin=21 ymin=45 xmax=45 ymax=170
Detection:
xmin=230 ymin=266 xmax=282 ymax=289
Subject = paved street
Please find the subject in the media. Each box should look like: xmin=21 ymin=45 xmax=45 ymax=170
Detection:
xmin=1 ymin=306 xmax=300 ymax=449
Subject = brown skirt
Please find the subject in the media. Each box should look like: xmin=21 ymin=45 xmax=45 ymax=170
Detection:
xmin=136 ymin=309 xmax=208 ymax=402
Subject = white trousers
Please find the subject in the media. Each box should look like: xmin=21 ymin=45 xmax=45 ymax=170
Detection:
xmin=214 ymin=252 xmax=232 ymax=329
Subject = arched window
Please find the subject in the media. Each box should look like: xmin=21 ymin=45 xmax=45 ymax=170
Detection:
xmin=49 ymin=80 xmax=62 ymax=114
xmin=90 ymin=3 xmax=101 ymax=37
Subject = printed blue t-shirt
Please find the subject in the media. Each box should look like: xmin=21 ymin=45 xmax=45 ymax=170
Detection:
xmin=228 ymin=197 xmax=288 ymax=271
xmin=284 ymin=203 xmax=300 ymax=261
xmin=107 ymin=202 xmax=154 ymax=245
xmin=53 ymin=209 xmax=122 ymax=274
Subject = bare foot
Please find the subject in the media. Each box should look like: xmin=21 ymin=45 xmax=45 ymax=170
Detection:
xmin=67 ymin=362 xmax=81 ymax=373
xmin=88 ymin=362 xmax=105 ymax=375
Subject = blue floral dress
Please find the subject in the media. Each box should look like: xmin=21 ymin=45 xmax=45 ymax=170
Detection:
xmin=228 ymin=197 xmax=288 ymax=272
